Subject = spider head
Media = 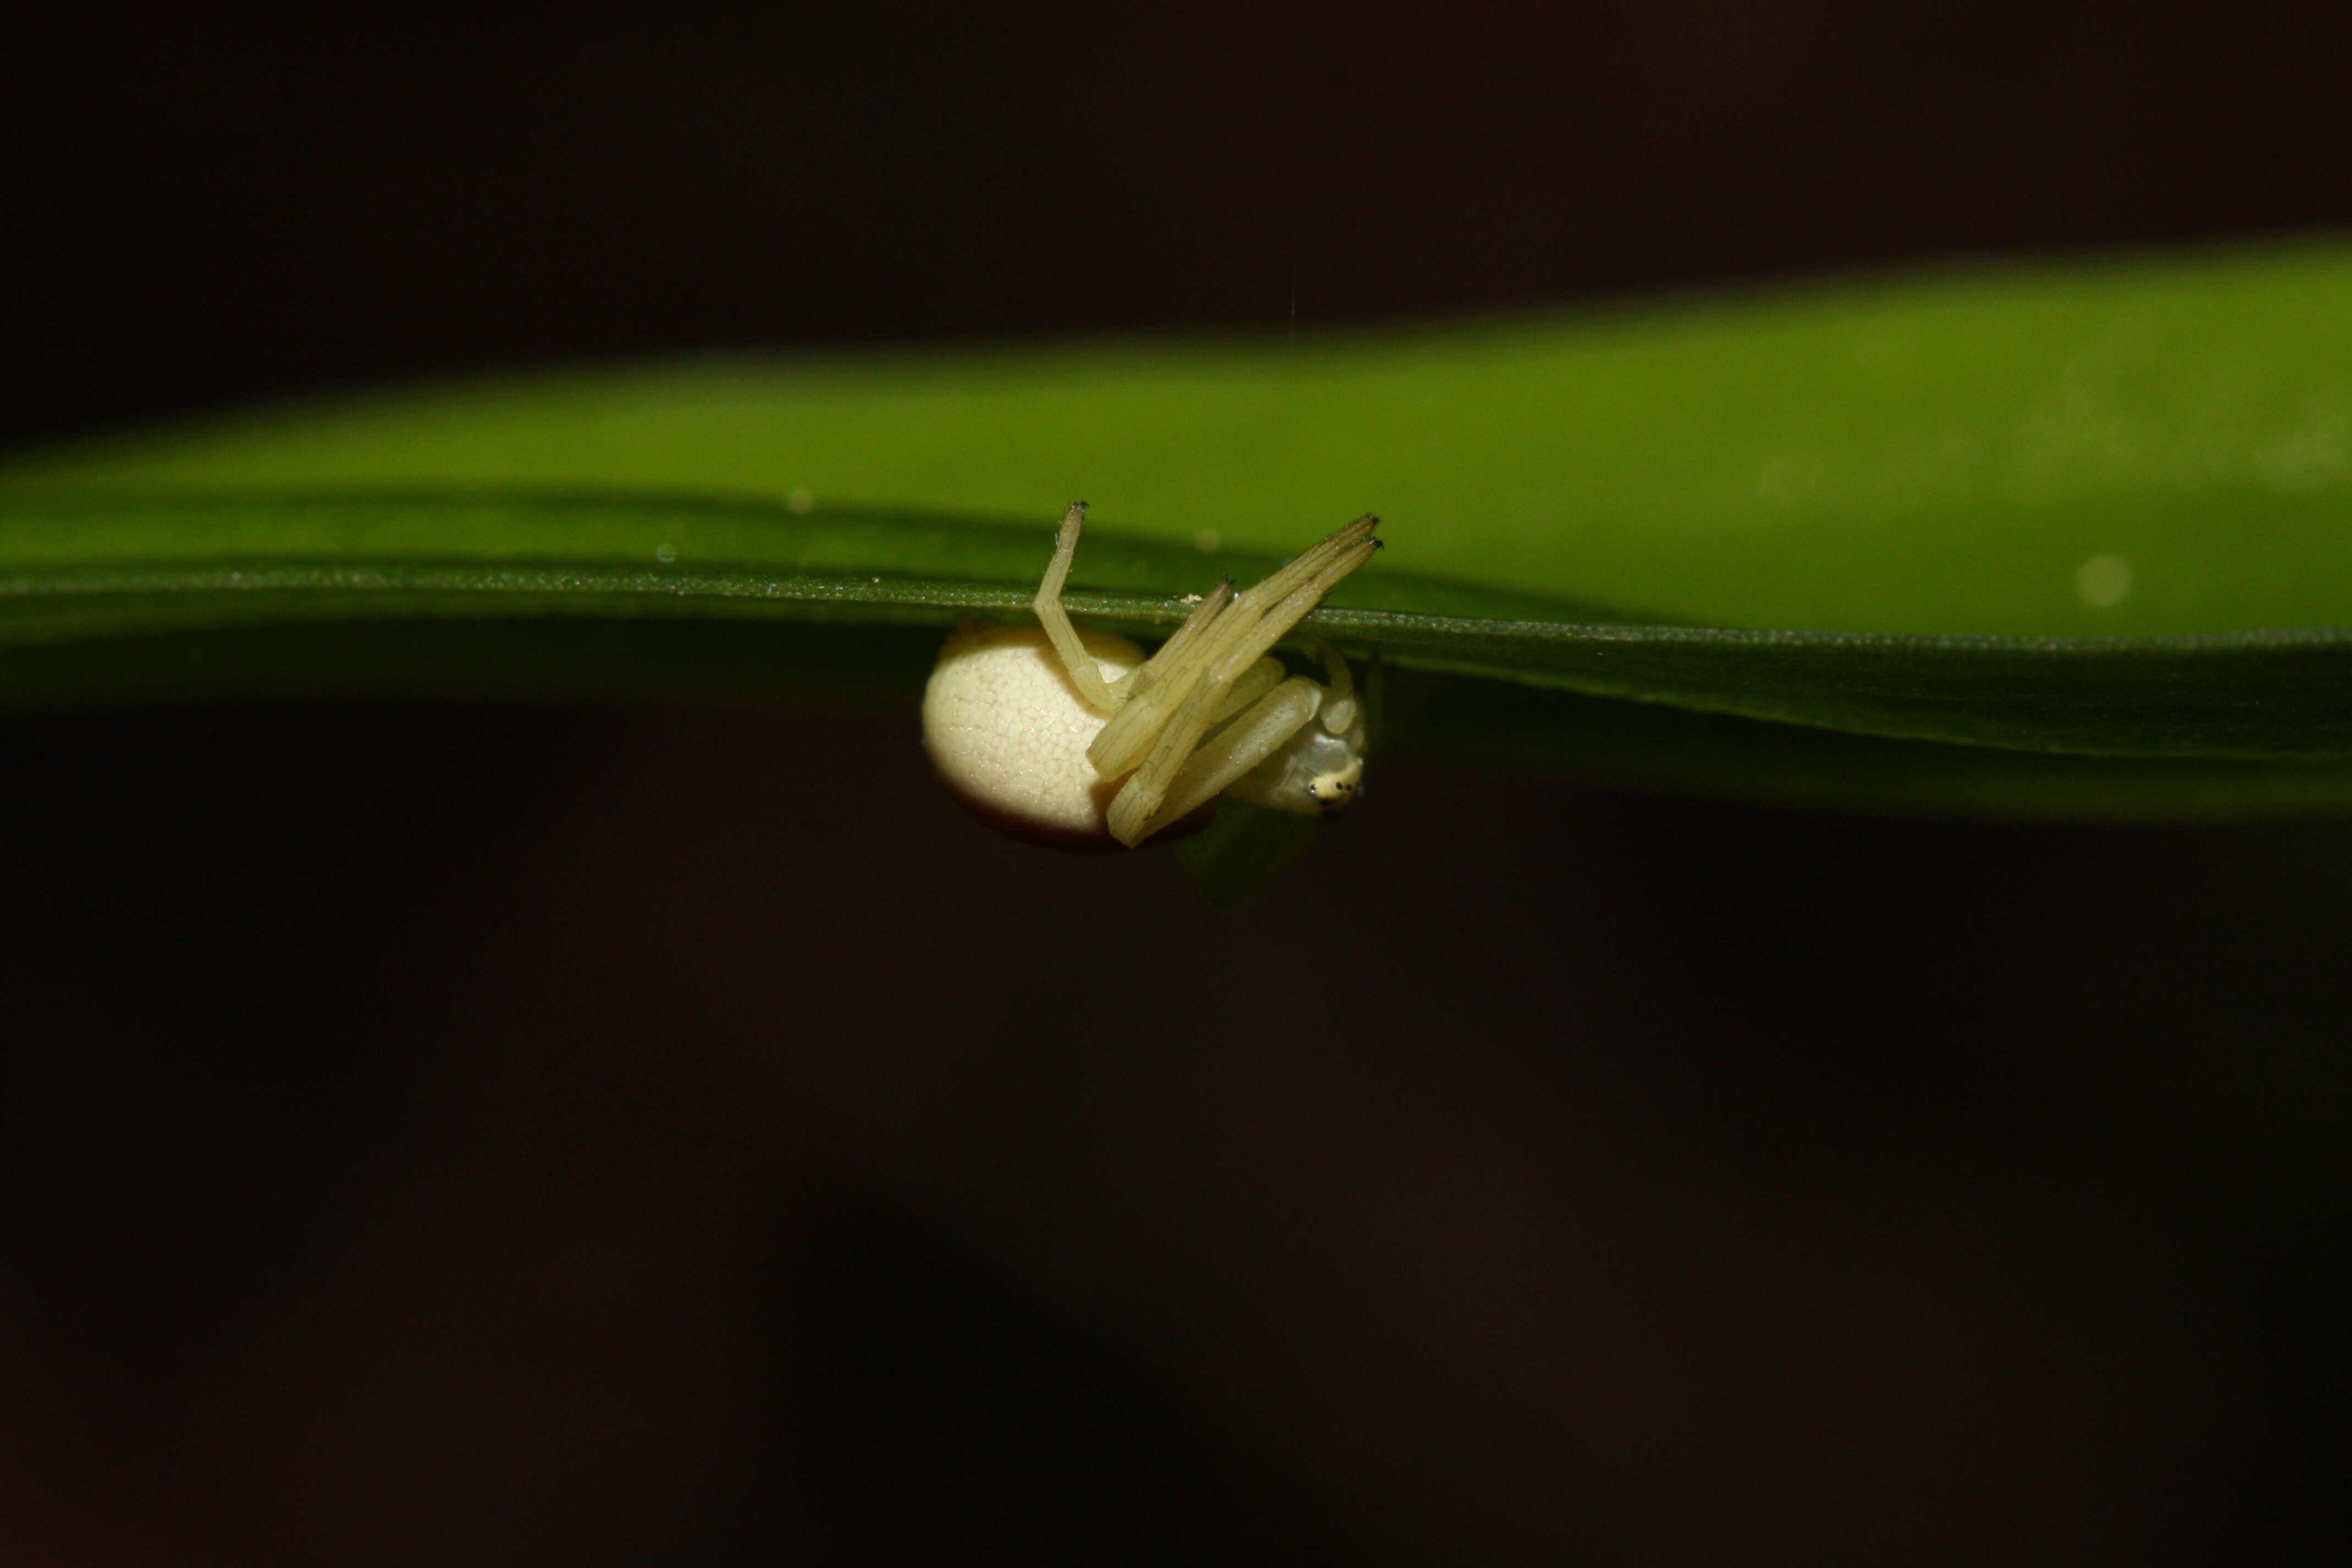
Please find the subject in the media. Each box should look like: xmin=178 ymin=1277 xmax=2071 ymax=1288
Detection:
xmin=1301 ymin=758 xmax=1364 ymax=813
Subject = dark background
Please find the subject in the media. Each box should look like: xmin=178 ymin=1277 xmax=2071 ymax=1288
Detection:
xmin=6 ymin=4 xmax=2352 ymax=1564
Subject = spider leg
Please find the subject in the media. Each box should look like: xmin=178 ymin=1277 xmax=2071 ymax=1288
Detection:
xmin=1031 ymin=502 xmax=1123 ymax=714
xmin=1210 ymin=655 xmax=1287 ymax=724
xmin=1135 ymin=676 xmax=1323 ymax=841
xmin=1313 ymin=644 xmax=1358 ymax=736
xmin=1088 ymin=598 xmax=1225 ymax=775
xmin=1106 ymin=531 xmax=1380 ymax=845
xmin=1107 ymin=575 xmax=1233 ymax=709
xmin=1088 ymin=514 xmax=1378 ymax=778
xmin=1088 ymin=635 xmax=1275 ymax=793
xmin=1231 ymin=513 xmax=1379 ymax=611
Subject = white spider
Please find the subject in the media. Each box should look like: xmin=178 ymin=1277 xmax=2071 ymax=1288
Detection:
xmin=923 ymin=504 xmax=1380 ymax=848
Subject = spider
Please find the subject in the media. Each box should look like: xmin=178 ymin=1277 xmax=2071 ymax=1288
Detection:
xmin=923 ymin=504 xmax=1381 ymax=848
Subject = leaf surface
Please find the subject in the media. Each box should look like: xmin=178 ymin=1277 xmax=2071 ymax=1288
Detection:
xmin=7 ymin=238 xmax=2352 ymax=814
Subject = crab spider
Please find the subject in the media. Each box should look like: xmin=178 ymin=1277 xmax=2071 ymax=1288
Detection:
xmin=923 ymin=504 xmax=1380 ymax=848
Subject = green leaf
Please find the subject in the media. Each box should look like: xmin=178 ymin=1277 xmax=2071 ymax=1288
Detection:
xmin=7 ymin=237 xmax=2352 ymax=817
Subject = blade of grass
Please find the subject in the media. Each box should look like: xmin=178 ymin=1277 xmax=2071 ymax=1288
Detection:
xmin=7 ymin=238 xmax=2352 ymax=816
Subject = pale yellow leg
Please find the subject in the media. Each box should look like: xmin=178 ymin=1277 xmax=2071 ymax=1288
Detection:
xmin=1031 ymin=503 xmax=1122 ymax=714
xmin=1210 ymin=656 xmax=1287 ymax=725
xmin=1089 ymin=515 xmax=1379 ymax=778
xmin=1106 ymin=531 xmax=1380 ymax=845
xmin=1110 ymin=576 xmax=1234 ymax=708
xmin=1314 ymin=645 xmax=1357 ymax=736
xmin=1134 ymin=676 xmax=1323 ymax=842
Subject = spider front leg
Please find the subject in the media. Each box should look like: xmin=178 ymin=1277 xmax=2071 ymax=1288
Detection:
xmin=1225 ymin=646 xmax=1369 ymax=815
xmin=1106 ymin=530 xmax=1381 ymax=846
xmin=1087 ymin=513 xmax=1375 ymax=780
xmin=1128 ymin=673 xmax=1326 ymax=842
